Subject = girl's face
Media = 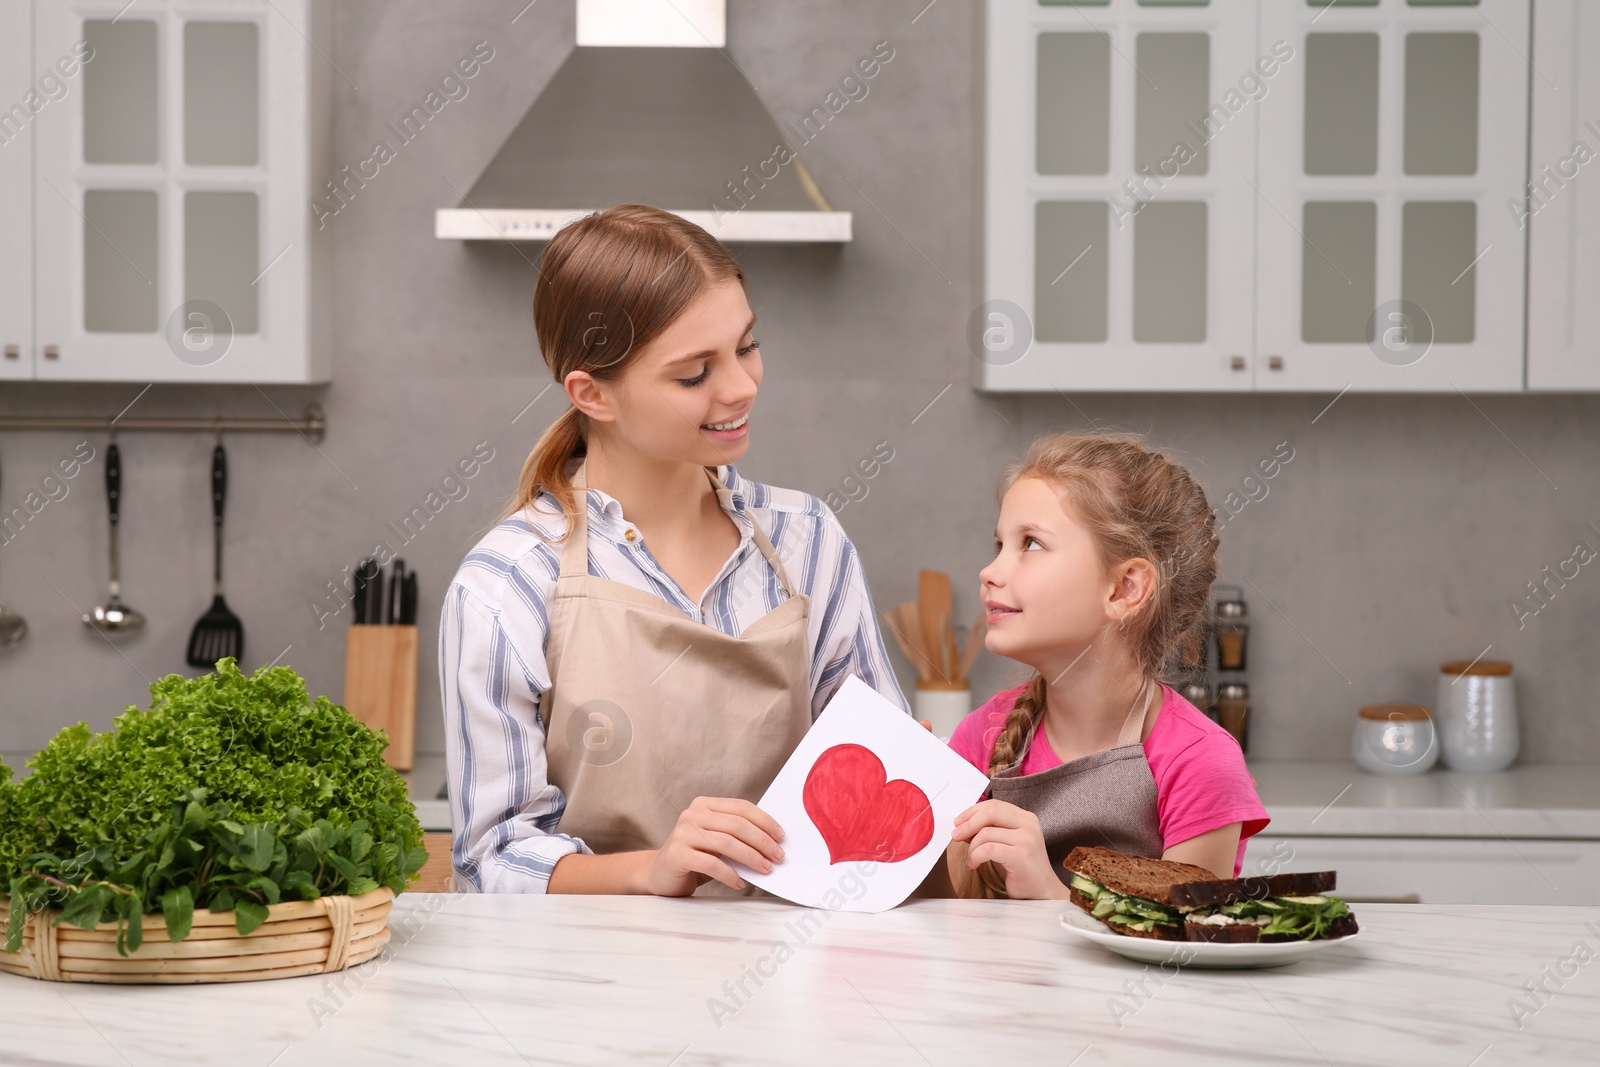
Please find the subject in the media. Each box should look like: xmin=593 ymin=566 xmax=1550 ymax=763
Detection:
xmin=573 ymin=279 xmax=762 ymax=467
xmin=978 ymin=476 xmax=1147 ymax=668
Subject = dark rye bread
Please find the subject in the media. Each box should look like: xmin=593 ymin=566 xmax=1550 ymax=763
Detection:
xmin=1067 ymin=886 xmax=1185 ymax=941
xmin=1062 ymin=846 xmax=1337 ymax=908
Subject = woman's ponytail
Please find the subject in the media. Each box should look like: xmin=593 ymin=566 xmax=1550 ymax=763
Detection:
xmin=505 ymin=405 xmax=588 ymax=540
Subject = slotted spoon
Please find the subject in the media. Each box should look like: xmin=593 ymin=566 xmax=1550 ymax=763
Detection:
xmin=185 ymin=441 xmax=244 ymax=668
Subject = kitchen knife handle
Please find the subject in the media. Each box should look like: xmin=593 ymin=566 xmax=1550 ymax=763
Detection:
xmin=106 ymin=442 xmax=121 ymax=526
xmin=401 ymin=572 xmax=418 ymax=625
xmin=388 ymin=560 xmax=404 ymax=625
xmin=352 ymin=558 xmax=369 ymax=625
xmin=370 ymin=560 xmax=385 ymax=625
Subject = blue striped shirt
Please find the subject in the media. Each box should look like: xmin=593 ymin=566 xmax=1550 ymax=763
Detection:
xmin=439 ymin=463 xmax=910 ymax=893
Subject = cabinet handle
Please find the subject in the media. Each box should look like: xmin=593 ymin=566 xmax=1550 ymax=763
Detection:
xmin=3 ymin=344 xmax=16 ymax=360
xmin=44 ymin=345 xmax=59 ymax=360
xmin=1268 ymin=355 xmax=1284 ymax=370
xmin=1230 ymin=355 xmax=1246 ymax=371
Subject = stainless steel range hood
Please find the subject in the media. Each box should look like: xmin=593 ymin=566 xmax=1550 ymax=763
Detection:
xmin=436 ymin=0 xmax=851 ymax=243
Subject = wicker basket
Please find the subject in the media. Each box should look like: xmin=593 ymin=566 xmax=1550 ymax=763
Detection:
xmin=0 ymin=887 xmax=394 ymax=984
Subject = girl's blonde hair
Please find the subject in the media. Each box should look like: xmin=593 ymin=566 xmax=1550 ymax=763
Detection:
xmin=503 ymin=204 xmax=748 ymax=539
xmin=957 ymin=431 xmax=1220 ymax=898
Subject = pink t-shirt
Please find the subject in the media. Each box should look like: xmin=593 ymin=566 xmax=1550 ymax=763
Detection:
xmin=949 ymin=682 xmax=1270 ymax=876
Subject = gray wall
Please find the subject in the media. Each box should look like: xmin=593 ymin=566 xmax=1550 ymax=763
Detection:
xmin=2 ymin=2 xmax=1596 ymax=767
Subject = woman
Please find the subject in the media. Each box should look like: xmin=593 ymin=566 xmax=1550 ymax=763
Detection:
xmin=441 ymin=204 xmax=909 ymax=897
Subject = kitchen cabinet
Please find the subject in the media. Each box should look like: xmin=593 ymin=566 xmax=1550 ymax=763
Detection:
xmin=1255 ymin=0 xmax=1529 ymax=392
xmin=1243 ymin=835 xmax=1600 ymax=905
xmin=982 ymin=0 xmax=1536 ymax=394
xmin=0 ymin=0 xmax=33 ymax=381
xmin=983 ymin=1 xmax=1257 ymax=392
xmin=1526 ymin=0 xmax=1600 ymax=390
xmin=29 ymin=0 xmax=332 ymax=384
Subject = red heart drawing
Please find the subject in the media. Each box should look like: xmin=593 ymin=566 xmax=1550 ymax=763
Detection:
xmin=802 ymin=743 xmax=934 ymax=864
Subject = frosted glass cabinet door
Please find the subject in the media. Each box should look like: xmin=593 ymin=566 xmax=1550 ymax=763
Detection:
xmin=1254 ymin=0 xmax=1529 ymax=392
xmin=32 ymin=0 xmax=330 ymax=383
xmin=0 ymin=0 xmax=34 ymax=379
xmin=1526 ymin=0 xmax=1600 ymax=391
xmin=984 ymin=1 xmax=1257 ymax=392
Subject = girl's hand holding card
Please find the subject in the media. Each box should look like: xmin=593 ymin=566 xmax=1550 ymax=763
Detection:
xmin=951 ymin=799 xmax=1070 ymax=901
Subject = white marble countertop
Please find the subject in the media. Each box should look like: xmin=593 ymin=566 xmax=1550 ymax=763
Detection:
xmin=1 ymin=894 xmax=1596 ymax=1065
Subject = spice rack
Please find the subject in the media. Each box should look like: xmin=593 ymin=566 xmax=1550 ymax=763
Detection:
xmin=1181 ymin=584 xmax=1251 ymax=753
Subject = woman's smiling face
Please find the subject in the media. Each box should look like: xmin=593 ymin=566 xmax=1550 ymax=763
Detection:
xmin=574 ymin=279 xmax=763 ymax=467
xmin=978 ymin=476 xmax=1115 ymax=667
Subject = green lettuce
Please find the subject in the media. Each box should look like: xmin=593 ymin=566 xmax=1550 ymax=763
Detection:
xmin=0 ymin=658 xmax=427 ymax=956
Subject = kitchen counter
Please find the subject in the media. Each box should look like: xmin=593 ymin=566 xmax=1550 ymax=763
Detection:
xmin=13 ymin=752 xmax=1600 ymax=840
xmin=0 ymin=894 xmax=1595 ymax=1065
xmin=399 ymin=753 xmax=451 ymax=832
xmin=1244 ymin=760 xmax=1600 ymax=838
xmin=400 ymin=756 xmax=1600 ymax=839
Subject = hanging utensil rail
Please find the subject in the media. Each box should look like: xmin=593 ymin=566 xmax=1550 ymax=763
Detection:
xmin=0 ymin=406 xmax=325 ymax=443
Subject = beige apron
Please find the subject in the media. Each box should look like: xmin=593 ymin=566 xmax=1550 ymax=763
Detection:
xmin=985 ymin=686 xmax=1165 ymax=888
xmin=540 ymin=461 xmax=813 ymax=897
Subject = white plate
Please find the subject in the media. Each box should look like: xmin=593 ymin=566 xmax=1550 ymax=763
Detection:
xmin=1057 ymin=904 xmax=1361 ymax=969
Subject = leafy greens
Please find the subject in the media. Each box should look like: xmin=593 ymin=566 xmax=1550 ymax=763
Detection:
xmin=1 ymin=658 xmax=427 ymax=956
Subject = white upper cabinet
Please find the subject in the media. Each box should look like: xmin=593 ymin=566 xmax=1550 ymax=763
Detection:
xmin=984 ymin=1 xmax=1258 ymax=392
xmin=1255 ymin=0 xmax=1529 ymax=393
xmin=31 ymin=0 xmax=332 ymax=383
xmin=983 ymin=0 xmax=1537 ymax=394
xmin=1526 ymin=0 xmax=1600 ymax=391
xmin=0 ymin=0 xmax=33 ymax=381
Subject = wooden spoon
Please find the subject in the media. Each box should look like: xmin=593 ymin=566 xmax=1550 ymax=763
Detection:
xmin=918 ymin=570 xmax=954 ymax=683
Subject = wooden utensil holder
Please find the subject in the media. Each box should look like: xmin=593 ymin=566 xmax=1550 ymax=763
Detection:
xmin=343 ymin=624 xmax=417 ymax=770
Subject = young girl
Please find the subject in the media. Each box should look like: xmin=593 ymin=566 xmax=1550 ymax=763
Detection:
xmin=947 ymin=433 xmax=1269 ymax=899
xmin=441 ymin=204 xmax=908 ymax=899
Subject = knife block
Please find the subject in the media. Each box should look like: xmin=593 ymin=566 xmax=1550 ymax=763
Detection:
xmin=343 ymin=624 xmax=417 ymax=770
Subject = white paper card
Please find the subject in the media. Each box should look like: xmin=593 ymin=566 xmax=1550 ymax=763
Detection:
xmin=733 ymin=676 xmax=991 ymax=913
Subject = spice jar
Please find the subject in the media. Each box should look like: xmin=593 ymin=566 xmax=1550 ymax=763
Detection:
xmin=1216 ymin=681 xmax=1249 ymax=751
xmin=1180 ymin=680 xmax=1218 ymax=724
xmin=1212 ymin=586 xmax=1249 ymax=672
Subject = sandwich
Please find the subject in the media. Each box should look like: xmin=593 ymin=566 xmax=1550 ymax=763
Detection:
xmin=1063 ymin=846 xmax=1358 ymax=943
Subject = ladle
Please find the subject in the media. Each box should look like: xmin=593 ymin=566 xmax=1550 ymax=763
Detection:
xmin=84 ymin=440 xmax=144 ymax=635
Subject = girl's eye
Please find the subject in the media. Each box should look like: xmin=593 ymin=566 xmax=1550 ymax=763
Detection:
xmin=1023 ymin=536 xmax=1042 ymax=551
xmin=678 ymin=365 xmax=710 ymax=388
xmin=737 ymin=339 xmax=761 ymax=357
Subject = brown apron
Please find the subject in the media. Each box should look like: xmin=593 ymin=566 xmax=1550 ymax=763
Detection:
xmin=540 ymin=461 xmax=813 ymax=897
xmin=985 ymin=684 xmax=1165 ymax=887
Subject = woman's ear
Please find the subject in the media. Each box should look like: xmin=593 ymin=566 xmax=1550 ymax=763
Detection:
xmin=1106 ymin=557 xmax=1158 ymax=623
xmin=565 ymin=369 xmax=615 ymax=423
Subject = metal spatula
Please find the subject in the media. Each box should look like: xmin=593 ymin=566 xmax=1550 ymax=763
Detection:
xmin=186 ymin=442 xmax=244 ymax=668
